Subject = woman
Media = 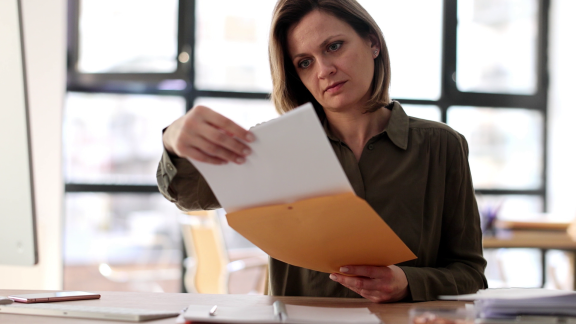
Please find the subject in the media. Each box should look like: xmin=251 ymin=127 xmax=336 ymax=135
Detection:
xmin=158 ymin=0 xmax=487 ymax=302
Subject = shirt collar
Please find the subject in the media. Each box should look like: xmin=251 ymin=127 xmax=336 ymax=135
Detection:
xmin=385 ymin=101 xmax=409 ymax=150
xmin=321 ymin=101 xmax=409 ymax=150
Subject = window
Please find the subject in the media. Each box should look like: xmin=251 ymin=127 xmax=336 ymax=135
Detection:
xmin=65 ymin=0 xmax=188 ymax=293
xmin=194 ymin=0 xmax=276 ymax=92
xmin=456 ymin=0 xmax=539 ymax=94
xmin=66 ymin=0 xmax=550 ymax=291
xmin=447 ymin=106 xmax=543 ymax=190
xmin=78 ymin=0 xmax=179 ymax=73
xmin=358 ymin=0 xmax=444 ymax=100
xmin=64 ymin=92 xmax=186 ymax=185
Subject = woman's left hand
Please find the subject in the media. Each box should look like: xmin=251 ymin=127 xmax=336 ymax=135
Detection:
xmin=329 ymin=265 xmax=409 ymax=303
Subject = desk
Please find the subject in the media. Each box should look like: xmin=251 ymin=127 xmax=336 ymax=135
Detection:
xmin=0 ymin=290 xmax=467 ymax=324
xmin=483 ymin=230 xmax=576 ymax=289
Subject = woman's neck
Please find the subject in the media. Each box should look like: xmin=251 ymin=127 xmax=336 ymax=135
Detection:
xmin=324 ymin=106 xmax=391 ymax=160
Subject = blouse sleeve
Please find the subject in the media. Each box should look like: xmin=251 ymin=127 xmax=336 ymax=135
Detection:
xmin=399 ymin=133 xmax=488 ymax=301
xmin=156 ymin=147 xmax=221 ymax=211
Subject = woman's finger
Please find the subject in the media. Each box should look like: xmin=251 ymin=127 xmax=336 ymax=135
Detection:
xmin=330 ymin=273 xmax=381 ymax=291
xmin=195 ymin=106 xmax=255 ymax=143
xmin=197 ymin=123 xmax=252 ymax=158
xmin=339 ymin=265 xmax=392 ymax=280
xmin=180 ymin=145 xmax=228 ymax=165
xmin=193 ymin=135 xmax=246 ymax=164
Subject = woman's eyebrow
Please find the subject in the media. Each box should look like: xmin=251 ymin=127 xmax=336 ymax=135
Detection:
xmin=291 ymin=34 xmax=344 ymax=61
xmin=319 ymin=34 xmax=344 ymax=49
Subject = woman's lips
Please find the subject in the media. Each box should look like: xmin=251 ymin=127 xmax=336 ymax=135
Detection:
xmin=325 ymin=81 xmax=347 ymax=93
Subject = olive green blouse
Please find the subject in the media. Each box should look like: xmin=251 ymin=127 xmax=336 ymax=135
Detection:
xmin=156 ymin=101 xmax=488 ymax=301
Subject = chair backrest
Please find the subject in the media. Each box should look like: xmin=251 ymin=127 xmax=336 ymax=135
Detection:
xmin=568 ymin=217 xmax=576 ymax=241
xmin=180 ymin=210 xmax=229 ymax=294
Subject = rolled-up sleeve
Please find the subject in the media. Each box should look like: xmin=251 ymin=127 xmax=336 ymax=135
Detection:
xmin=156 ymin=147 xmax=221 ymax=211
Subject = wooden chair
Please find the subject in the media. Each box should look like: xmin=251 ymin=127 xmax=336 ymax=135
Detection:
xmin=180 ymin=210 xmax=268 ymax=294
xmin=568 ymin=217 xmax=576 ymax=241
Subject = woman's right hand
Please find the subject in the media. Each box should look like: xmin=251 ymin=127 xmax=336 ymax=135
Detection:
xmin=162 ymin=105 xmax=255 ymax=165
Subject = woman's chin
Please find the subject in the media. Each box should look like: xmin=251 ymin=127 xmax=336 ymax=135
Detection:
xmin=320 ymin=99 xmax=363 ymax=113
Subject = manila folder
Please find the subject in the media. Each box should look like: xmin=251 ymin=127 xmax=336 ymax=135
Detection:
xmin=226 ymin=192 xmax=417 ymax=274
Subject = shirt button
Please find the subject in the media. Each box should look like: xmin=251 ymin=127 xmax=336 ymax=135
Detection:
xmin=368 ymin=144 xmax=374 ymax=150
xmin=167 ymin=163 xmax=173 ymax=171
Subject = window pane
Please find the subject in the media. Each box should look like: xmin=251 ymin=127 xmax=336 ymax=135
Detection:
xmin=480 ymin=194 xmax=544 ymax=289
xmin=402 ymin=104 xmax=442 ymax=122
xmin=64 ymin=92 xmax=185 ymax=184
xmin=477 ymin=194 xmax=543 ymax=222
xmin=447 ymin=106 xmax=543 ymax=189
xmin=64 ymin=193 xmax=182 ymax=292
xmin=78 ymin=0 xmax=179 ymax=73
xmin=484 ymin=248 xmax=542 ymax=288
xmin=456 ymin=0 xmax=538 ymax=94
xmin=194 ymin=97 xmax=278 ymax=129
xmin=195 ymin=0 xmax=276 ymax=92
xmin=359 ymin=0 xmax=443 ymax=100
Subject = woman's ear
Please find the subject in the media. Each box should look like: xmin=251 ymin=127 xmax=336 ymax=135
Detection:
xmin=368 ymin=33 xmax=380 ymax=58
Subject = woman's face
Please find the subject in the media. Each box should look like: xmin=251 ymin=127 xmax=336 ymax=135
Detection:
xmin=287 ymin=10 xmax=379 ymax=113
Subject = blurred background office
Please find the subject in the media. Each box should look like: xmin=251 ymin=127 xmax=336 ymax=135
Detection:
xmin=2 ymin=0 xmax=575 ymax=293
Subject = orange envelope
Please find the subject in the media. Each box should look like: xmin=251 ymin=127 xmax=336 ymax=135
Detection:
xmin=226 ymin=192 xmax=417 ymax=274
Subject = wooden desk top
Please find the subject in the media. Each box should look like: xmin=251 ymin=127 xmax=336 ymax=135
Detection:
xmin=0 ymin=290 xmax=467 ymax=324
xmin=483 ymin=230 xmax=576 ymax=250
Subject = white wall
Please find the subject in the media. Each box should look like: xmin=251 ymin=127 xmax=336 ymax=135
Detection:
xmin=0 ymin=0 xmax=66 ymax=289
xmin=548 ymin=0 xmax=576 ymax=220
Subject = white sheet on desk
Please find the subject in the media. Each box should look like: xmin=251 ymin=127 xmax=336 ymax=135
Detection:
xmin=285 ymin=304 xmax=380 ymax=323
xmin=189 ymin=102 xmax=354 ymax=213
xmin=182 ymin=304 xmax=380 ymax=324
xmin=439 ymin=288 xmax=576 ymax=301
xmin=476 ymin=294 xmax=576 ymax=318
xmin=183 ymin=305 xmax=275 ymax=323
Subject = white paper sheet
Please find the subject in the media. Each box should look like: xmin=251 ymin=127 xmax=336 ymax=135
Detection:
xmin=440 ymin=288 xmax=576 ymax=301
xmin=183 ymin=305 xmax=276 ymax=323
xmin=181 ymin=304 xmax=380 ymax=324
xmin=285 ymin=305 xmax=380 ymax=323
xmin=189 ymin=102 xmax=354 ymax=213
xmin=449 ymin=289 xmax=576 ymax=319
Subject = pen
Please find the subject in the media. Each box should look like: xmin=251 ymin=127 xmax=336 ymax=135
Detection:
xmin=209 ymin=305 xmax=218 ymax=316
xmin=273 ymin=301 xmax=287 ymax=323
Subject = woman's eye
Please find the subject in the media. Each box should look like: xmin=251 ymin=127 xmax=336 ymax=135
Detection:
xmin=328 ymin=42 xmax=342 ymax=52
xmin=299 ymin=59 xmax=312 ymax=69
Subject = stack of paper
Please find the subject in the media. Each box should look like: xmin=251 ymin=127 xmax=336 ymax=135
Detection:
xmin=441 ymin=288 xmax=576 ymax=319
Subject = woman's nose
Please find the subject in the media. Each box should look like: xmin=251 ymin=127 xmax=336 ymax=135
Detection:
xmin=317 ymin=57 xmax=336 ymax=79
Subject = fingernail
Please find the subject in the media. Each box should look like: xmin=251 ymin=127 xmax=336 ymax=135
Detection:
xmin=246 ymin=133 xmax=255 ymax=142
xmin=340 ymin=267 xmax=349 ymax=273
xmin=329 ymin=274 xmax=337 ymax=280
xmin=242 ymin=148 xmax=251 ymax=155
xmin=235 ymin=157 xmax=245 ymax=164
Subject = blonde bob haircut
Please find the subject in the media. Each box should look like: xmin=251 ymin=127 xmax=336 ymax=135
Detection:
xmin=269 ymin=0 xmax=391 ymax=117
